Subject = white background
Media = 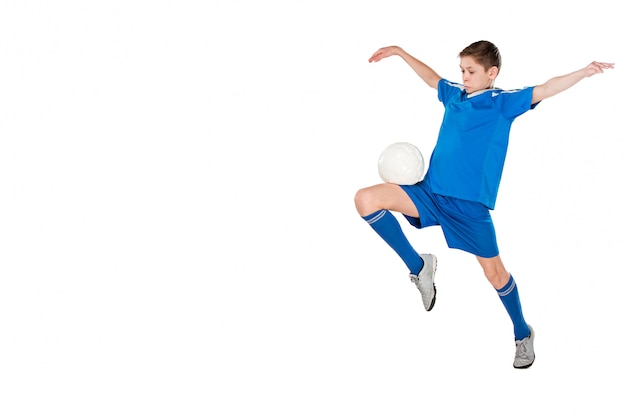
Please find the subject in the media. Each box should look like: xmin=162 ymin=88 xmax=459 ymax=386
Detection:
xmin=1 ymin=1 xmax=624 ymax=416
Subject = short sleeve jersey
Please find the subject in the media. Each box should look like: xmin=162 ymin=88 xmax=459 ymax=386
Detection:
xmin=427 ymin=79 xmax=538 ymax=209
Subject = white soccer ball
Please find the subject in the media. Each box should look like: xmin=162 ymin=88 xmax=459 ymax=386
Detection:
xmin=378 ymin=142 xmax=425 ymax=185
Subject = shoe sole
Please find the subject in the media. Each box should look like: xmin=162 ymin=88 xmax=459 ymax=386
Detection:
xmin=426 ymin=287 xmax=437 ymax=311
xmin=513 ymin=360 xmax=534 ymax=369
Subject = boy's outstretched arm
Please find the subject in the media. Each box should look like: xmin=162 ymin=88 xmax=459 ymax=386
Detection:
xmin=531 ymin=61 xmax=614 ymax=104
xmin=369 ymin=46 xmax=442 ymax=90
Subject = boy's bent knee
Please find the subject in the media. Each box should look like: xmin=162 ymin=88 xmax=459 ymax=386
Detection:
xmin=354 ymin=188 xmax=375 ymax=216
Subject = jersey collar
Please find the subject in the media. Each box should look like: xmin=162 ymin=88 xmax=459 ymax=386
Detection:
xmin=465 ymin=88 xmax=499 ymax=99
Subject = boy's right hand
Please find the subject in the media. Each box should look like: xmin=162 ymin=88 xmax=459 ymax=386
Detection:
xmin=368 ymin=46 xmax=400 ymax=63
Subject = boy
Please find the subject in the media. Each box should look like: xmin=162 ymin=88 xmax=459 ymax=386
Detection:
xmin=354 ymin=40 xmax=613 ymax=368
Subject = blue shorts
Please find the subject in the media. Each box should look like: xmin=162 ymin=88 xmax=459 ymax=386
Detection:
xmin=399 ymin=178 xmax=499 ymax=258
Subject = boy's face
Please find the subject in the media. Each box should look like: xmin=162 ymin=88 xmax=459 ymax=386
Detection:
xmin=460 ymin=56 xmax=498 ymax=93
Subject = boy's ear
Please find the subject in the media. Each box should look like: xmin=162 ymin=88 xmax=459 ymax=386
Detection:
xmin=488 ymin=66 xmax=499 ymax=79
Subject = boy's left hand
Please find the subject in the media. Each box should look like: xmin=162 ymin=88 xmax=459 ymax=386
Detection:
xmin=585 ymin=61 xmax=615 ymax=77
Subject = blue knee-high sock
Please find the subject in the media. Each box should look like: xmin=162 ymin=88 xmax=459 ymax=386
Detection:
xmin=497 ymin=275 xmax=531 ymax=341
xmin=362 ymin=209 xmax=423 ymax=275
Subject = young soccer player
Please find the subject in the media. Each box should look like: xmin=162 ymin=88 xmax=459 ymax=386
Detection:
xmin=354 ymin=40 xmax=613 ymax=368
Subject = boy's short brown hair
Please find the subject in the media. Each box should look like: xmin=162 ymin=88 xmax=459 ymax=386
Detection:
xmin=459 ymin=40 xmax=502 ymax=71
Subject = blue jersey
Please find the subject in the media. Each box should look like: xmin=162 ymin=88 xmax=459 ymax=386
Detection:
xmin=427 ymin=79 xmax=538 ymax=209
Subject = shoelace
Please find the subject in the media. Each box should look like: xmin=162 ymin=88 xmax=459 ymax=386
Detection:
xmin=515 ymin=339 xmax=530 ymax=357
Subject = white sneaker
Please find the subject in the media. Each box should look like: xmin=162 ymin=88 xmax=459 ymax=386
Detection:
xmin=409 ymin=254 xmax=437 ymax=311
xmin=513 ymin=325 xmax=535 ymax=369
